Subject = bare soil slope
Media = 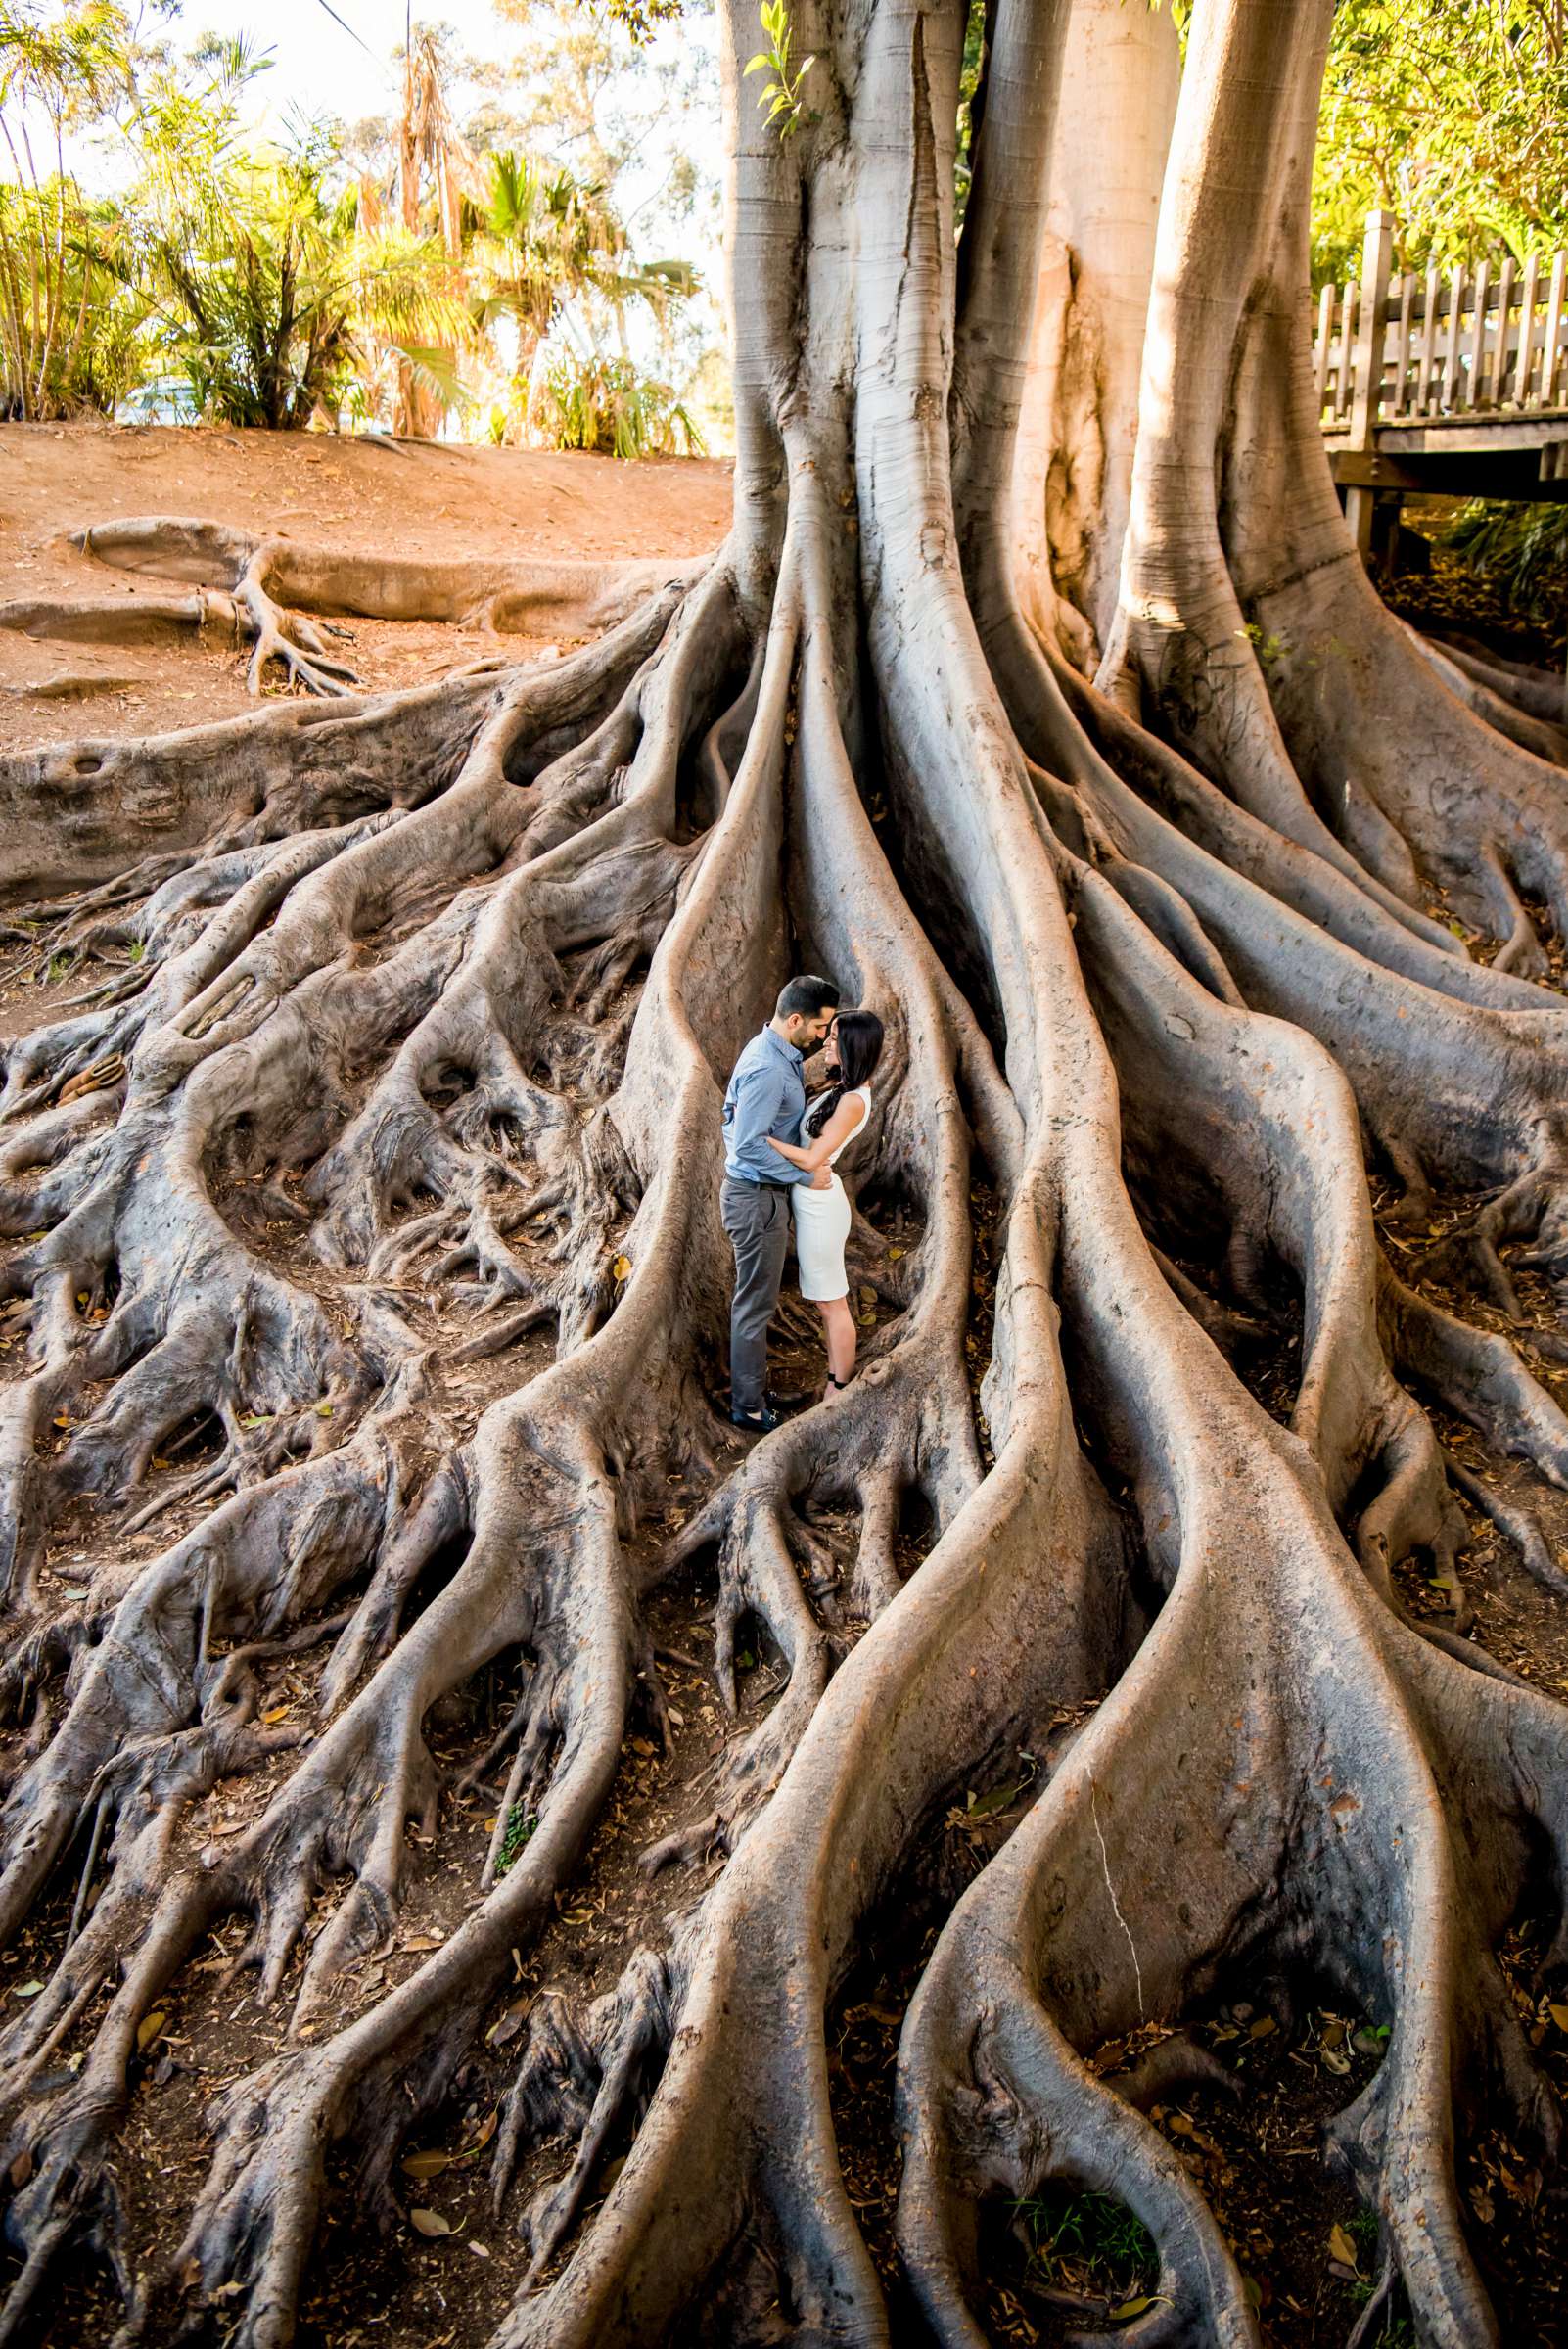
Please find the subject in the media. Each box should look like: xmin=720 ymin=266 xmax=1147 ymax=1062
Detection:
xmin=0 ymin=423 xmax=732 ymax=755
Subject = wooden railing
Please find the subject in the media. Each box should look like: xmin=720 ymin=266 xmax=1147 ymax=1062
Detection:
xmin=1314 ymin=209 xmax=1568 ymax=437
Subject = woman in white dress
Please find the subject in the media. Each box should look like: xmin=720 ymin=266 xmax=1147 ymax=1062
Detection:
xmin=767 ymin=1010 xmax=885 ymax=1395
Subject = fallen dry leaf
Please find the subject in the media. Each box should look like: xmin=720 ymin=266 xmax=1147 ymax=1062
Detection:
xmin=409 ymin=2208 xmax=452 ymax=2237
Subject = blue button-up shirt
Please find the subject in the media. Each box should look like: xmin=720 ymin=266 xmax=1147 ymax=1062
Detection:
xmin=722 ymin=1026 xmax=814 ymax=1186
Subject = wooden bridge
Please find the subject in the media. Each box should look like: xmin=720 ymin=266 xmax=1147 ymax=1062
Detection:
xmin=1314 ymin=210 xmax=1568 ymax=561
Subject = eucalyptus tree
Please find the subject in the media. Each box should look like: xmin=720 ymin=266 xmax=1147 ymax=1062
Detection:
xmin=1 ymin=3 xmax=1566 ymax=2348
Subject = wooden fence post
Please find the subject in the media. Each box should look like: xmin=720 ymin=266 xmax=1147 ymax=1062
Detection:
xmin=1346 ymin=209 xmax=1395 ymax=561
xmin=1544 ymin=253 xmax=1567 ymax=407
xmin=1349 ymin=208 xmax=1395 ymax=446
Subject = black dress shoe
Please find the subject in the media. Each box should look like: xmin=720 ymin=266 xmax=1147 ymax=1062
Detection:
xmin=729 ymin=1403 xmax=781 ymax=1431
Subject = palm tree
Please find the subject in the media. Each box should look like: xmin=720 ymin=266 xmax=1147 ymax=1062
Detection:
xmin=388 ymin=25 xmax=486 ymax=437
xmin=464 ymin=149 xmax=697 ymax=438
xmin=125 ymin=77 xmax=472 ymax=432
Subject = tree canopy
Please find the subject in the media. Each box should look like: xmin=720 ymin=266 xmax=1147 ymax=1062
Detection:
xmin=1314 ymin=0 xmax=1568 ymax=275
xmin=0 ymin=0 xmax=712 ymax=435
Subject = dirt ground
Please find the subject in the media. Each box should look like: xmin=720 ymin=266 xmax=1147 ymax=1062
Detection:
xmin=2 ymin=426 xmax=1567 ymax=2349
xmin=0 ymin=420 xmax=733 ymax=754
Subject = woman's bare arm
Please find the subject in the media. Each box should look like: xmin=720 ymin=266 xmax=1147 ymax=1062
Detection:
xmin=767 ymin=1093 xmax=862 ymax=1173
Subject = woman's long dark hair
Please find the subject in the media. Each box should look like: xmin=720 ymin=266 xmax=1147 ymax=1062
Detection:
xmin=805 ymin=1009 xmax=885 ymax=1139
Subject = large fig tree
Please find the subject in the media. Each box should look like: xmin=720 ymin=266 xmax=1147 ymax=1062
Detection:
xmin=1 ymin=0 xmax=1566 ymax=2344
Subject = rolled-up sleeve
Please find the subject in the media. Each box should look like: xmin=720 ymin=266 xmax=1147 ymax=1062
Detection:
xmin=726 ymin=1060 xmax=811 ymax=1184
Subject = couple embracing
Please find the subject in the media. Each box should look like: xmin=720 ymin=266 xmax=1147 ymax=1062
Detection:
xmin=720 ymin=975 xmax=885 ymax=1432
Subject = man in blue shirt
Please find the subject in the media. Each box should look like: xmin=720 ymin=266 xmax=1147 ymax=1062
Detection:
xmin=721 ymin=974 xmax=841 ymax=1429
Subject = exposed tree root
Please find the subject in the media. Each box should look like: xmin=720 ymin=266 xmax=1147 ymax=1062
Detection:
xmin=1412 ymin=625 xmax=1568 ymax=769
xmin=0 ymin=517 xmax=705 ymax=698
xmin=1420 ymin=630 xmax=1567 ymax=728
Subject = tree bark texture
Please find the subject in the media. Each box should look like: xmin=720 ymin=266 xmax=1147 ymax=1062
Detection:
xmin=1009 ymin=0 xmax=1179 ymax=666
xmin=0 ymin=1 xmax=1566 ymax=2345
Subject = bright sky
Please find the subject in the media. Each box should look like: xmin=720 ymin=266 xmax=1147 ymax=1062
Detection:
xmin=2 ymin=0 xmax=730 ymax=405
xmin=176 ymin=0 xmax=728 ymax=356
xmin=190 ymin=0 xmax=513 ymax=134
xmin=186 ymin=0 xmax=724 ymax=219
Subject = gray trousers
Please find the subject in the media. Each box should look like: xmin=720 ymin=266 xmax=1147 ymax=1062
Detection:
xmin=721 ymin=1177 xmax=790 ymax=1412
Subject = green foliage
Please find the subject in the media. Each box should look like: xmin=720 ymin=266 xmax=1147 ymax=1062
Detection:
xmin=0 ymin=178 xmax=145 ymax=414
xmin=952 ymin=0 xmax=987 ymax=231
xmin=467 ymin=150 xmax=695 ymax=348
xmin=535 ymin=347 xmax=703 ymax=457
xmin=1442 ymin=500 xmax=1568 ymax=626
xmin=597 ymin=0 xmax=684 ymax=41
xmin=142 ymin=176 xmax=467 ymax=431
xmin=1239 ymin=620 xmax=1290 ymax=670
xmin=1010 ymin=2182 xmax=1157 ymax=2298
xmin=743 ymin=0 xmax=814 ymax=140
xmin=496 ymin=1803 xmax=536 ymax=1875
xmin=0 ymin=0 xmax=148 ymax=415
xmin=1315 ymin=1 xmax=1568 ymax=280
xmin=1 ymin=0 xmax=131 ymax=100
xmin=116 ymin=43 xmax=473 ymax=433
xmin=4 ymin=2 xmax=705 ymax=438
xmin=467 ymin=149 xmax=700 ymax=447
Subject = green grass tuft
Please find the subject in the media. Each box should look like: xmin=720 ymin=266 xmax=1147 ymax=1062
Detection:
xmin=1010 ymin=2181 xmax=1156 ymax=2295
xmin=496 ymin=1803 xmax=536 ymax=1875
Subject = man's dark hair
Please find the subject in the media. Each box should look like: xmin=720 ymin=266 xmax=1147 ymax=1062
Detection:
xmin=775 ymin=974 xmax=841 ymax=1021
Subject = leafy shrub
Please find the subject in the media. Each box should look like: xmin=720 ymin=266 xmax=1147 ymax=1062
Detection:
xmin=0 ymin=182 xmax=148 ymax=416
xmin=534 ymin=351 xmax=704 ymax=459
xmin=1441 ymin=499 xmax=1568 ymax=629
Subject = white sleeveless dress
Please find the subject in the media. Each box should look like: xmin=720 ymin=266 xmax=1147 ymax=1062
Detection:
xmin=791 ymin=1086 xmax=870 ymax=1301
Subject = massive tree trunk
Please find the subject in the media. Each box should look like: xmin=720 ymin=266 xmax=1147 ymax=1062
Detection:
xmin=1009 ymin=0 xmax=1179 ymax=667
xmin=1 ymin=1 xmax=1567 ymax=2345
